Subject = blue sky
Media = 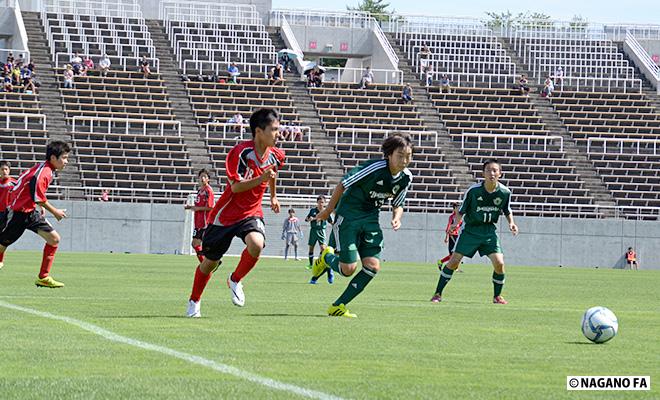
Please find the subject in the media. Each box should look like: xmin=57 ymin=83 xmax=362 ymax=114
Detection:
xmin=272 ymin=0 xmax=660 ymax=25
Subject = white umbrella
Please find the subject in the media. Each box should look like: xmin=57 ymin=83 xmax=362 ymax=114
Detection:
xmin=278 ymin=49 xmax=300 ymax=59
xmin=302 ymin=62 xmax=327 ymax=75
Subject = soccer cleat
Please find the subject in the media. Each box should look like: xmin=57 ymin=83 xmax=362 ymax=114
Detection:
xmin=187 ymin=300 xmax=201 ymax=318
xmin=305 ymin=263 xmax=312 ymax=270
xmin=227 ymin=273 xmax=245 ymax=307
xmin=430 ymin=294 xmax=442 ymax=303
xmin=35 ymin=276 xmax=64 ymax=288
xmin=308 ymin=278 xmax=318 ymax=284
xmin=327 ymin=269 xmax=334 ymax=284
xmin=493 ymin=296 xmax=508 ymax=305
xmin=327 ymin=303 xmax=357 ymax=318
xmin=312 ymin=246 xmax=334 ymax=279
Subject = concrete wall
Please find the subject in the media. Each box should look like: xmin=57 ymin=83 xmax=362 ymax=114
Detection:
xmin=638 ymin=39 xmax=660 ymax=66
xmin=290 ymin=25 xmax=372 ymax=56
xmin=9 ymin=201 xmax=660 ymax=270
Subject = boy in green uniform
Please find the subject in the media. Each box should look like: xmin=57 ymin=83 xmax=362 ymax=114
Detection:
xmin=431 ymin=159 xmax=518 ymax=304
xmin=312 ymin=133 xmax=414 ymax=318
xmin=305 ymin=195 xmax=335 ymax=284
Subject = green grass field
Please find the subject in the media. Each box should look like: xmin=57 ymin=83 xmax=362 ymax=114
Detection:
xmin=0 ymin=251 xmax=658 ymax=399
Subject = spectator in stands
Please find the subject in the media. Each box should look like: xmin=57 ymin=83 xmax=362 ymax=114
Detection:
xmin=63 ymin=64 xmax=74 ymax=89
xmin=228 ymin=62 xmax=240 ymax=84
xmin=440 ymin=74 xmax=451 ymax=93
xmin=6 ymin=52 xmax=14 ymax=65
xmin=16 ymin=53 xmax=25 ymax=66
xmin=419 ymin=44 xmax=431 ymax=69
xmin=82 ymin=56 xmax=94 ymax=76
xmin=269 ymin=64 xmax=284 ymax=85
xmin=279 ymin=52 xmax=291 ymax=72
xmin=71 ymin=52 xmax=83 ymax=75
xmin=554 ymin=66 xmax=564 ymax=86
xmin=98 ymin=190 xmax=109 ymax=202
xmin=27 ymin=60 xmax=34 ymax=72
xmin=11 ymin=64 xmax=20 ymax=86
xmin=99 ymin=54 xmax=111 ymax=77
xmin=625 ymin=247 xmax=639 ymax=270
xmin=228 ymin=112 xmax=245 ymax=134
xmin=401 ymin=83 xmax=413 ymax=104
xmin=21 ymin=65 xmax=36 ymax=94
xmin=424 ymin=65 xmax=434 ymax=87
xmin=279 ymin=124 xmax=293 ymax=141
xmin=359 ymin=66 xmax=374 ymax=89
xmin=517 ymin=74 xmax=530 ymax=96
xmin=3 ymin=74 xmax=12 ymax=93
xmin=291 ymin=122 xmax=303 ymax=141
xmin=541 ymin=76 xmax=554 ymax=98
xmin=140 ymin=56 xmax=151 ymax=79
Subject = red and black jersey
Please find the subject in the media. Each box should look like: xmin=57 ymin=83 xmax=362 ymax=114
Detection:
xmin=194 ymin=184 xmax=214 ymax=229
xmin=9 ymin=161 xmax=54 ymax=213
xmin=445 ymin=212 xmax=463 ymax=237
xmin=208 ymin=140 xmax=285 ymax=227
xmin=0 ymin=176 xmax=17 ymax=212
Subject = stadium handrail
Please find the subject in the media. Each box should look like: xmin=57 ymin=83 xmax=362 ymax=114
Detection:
xmin=176 ymin=46 xmax=271 ymax=70
xmin=160 ymin=1 xmax=260 ymax=25
xmin=372 ymin=17 xmax=399 ymax=68
xmin=0 ymin=49 xmax=30 ymax=65
xmin=425 ymin=71 xmax=519 ymax=89
xmin=334 ymin=128 xmax=438 ymax=147
xmin=270 ymin=9 xmax=371 ymax=29
xmin=552 ymin=75 xmax=642 ymax=93
xmin=279 ymin=15 xmax=306 ymax=76
xmin=82 ymin=186 xmax=193 ymax=203
xmin=587 ymin=138 xmax=660 ymax=155
xmin=72 ymin=116 xmax=181 ymax=136
xmin=182 ymin=60 xmax=272 ymax=77
xmin=461 ymin=133 xmax=564 ymax=152
xmin=624 ymin=31 xmax=660 ymax=93
xmin=325 ymin=66 xmax=403 ymax=85
xmin=0 ymin=112 xmax=46 ymax=130
xmin=54 ymin=52 xmax=159 ymax=72
xmin=41 ymin=0 xmax=144 ymax=19
xmin=205 ymin=122 xmax=311 ymax=142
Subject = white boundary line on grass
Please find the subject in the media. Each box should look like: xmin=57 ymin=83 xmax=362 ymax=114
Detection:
xmin=0 ymin=300 xmax=345 ymax=400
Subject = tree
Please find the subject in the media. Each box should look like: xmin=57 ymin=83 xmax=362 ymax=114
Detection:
xmin=483 ymin=10 xmax=554 ymax=31
xmin=347 ymin=0 xmax=395 ymax=23
xmin=569 ymin=15 xmax=589 ymax=31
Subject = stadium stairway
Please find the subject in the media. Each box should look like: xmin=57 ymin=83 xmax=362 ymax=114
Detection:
xmin=22 ymin=12 xmax=84 ymax=196
xmin=615 ymin=42 xmax=660 ymax=110
xmin=498 ymin=38 xmax=619 ymax=213
xmin=386 ymin=32 xmax=482 ymax=190
xmin=145 ymin=19 xmax=213 ymax=175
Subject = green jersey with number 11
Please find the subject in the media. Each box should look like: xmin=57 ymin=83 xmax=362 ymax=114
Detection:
xmin=459 ymin=182 xmax=512 ymax=236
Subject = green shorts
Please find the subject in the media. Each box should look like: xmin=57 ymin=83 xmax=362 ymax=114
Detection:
xmin=328 ymin=214 xmax=383 ymax=264
xmin=453 ymin=228 xmax=502 ymax=258
xmin=308 ymin=229 xmax=327 ymax=246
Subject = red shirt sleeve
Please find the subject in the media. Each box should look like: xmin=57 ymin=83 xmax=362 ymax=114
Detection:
xmin=225 ymin=146 xmax=242 ymax=183
xmin=274 ymin=148 xmax=286 ymax=170
xmin=32 ymin=168 xmax=52 ymax=203
xmin=206 ymin=186 xmax=214 ymax=208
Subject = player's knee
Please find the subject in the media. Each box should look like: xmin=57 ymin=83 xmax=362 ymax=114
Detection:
xmin=340 ymin=262 xmax=358 ymax=276
xmin=48 ymin=232 xmax=61 ymax=246
xmin=247 ymin=242 xmax=263 ymax=258
xmin=493 ymin=262 xmax=505 ymax=273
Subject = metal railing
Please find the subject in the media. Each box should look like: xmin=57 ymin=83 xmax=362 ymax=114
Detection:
xmin=333 ymin=128 xmax=438 ymax=147
xmin=205 ymin=123 xmax=311 ymax=142
xmin=587 ymin=138 xmax=660 ymax=155
xmin=270 ymin=9 xmax=372 ymax=29
xmin=160 ymin=1 xmax=260 ymax=25
xmin=0 ymin=113 xmax=46 ymax=130
xmin=53 ymin=52 xmax=159 ymax=72
xmin=372 ymin=17 xmax=399 ymax=68
xmin=279 ymin=15 xmax=306 ymax=75
xmin=0 ymin=49 xmax=31 ymax=65
xmin=323 ymin=66 xmax=403 ymax=84
xmin=72 ymin=116 xmax=181 ymax=136
xmin=552 ymin=76 xmax=643 ymax=93
xmin=42 ymin=0 xmax=144 ymax=19
xmin=182 ymin=59 xmax=271 ymax=77
xmin=426 ymin=71 xmax=519 ymax=89
xmin=461 ymin=133 xmax=564 ymax=152
xmin=624 ymin=30 xmax=660 ymax=93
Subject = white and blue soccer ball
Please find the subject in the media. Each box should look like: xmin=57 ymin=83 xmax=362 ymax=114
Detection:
xmin=581 ymin=306 xmax=618 ymax=343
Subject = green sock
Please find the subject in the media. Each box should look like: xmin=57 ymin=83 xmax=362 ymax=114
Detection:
xmin=434 ymin=266 xmax=454 ymax=296
xmin=324 ymin=252 xmax=344 ymax=276
xmin=332 ymin=267 xmax=377 ymax=306
xmin=492 ymin=272 xmax=505 ymax=297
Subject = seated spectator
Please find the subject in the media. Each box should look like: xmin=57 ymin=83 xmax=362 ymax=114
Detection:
xmin=269 ymin=64 xmax=284 ymax=85
xmin=16 ymin=53 xmax=25 ymax=66
xmin=554 ymin=66 xmax=564 ymax=86
xmin=6 ymin=52 xmax=14 ymax=65
xmin=279 ymin=52 xmax=291 ymax=72
xmin=401 ymin=83 xmax=413 ymax=104
xmin=227 ymin=62 xmax=240 ymax=84
xmin=21 ymin=65 xmax=36 ymax=94
xmin=359 ymin=66 xmax=373 ymax=89
xmin=140 ymin=56 xmax=151 ymax=79
xmin=99 ymin=54 xmax=111 ymax=77
xmin=63 ymin=64 xmax=74 ymax=88
xmin=11 ymin=64 xmax=20 ymax=86
xmin=98 ymin=189 xmax=109 ymax=202
xmin=625 ymin=247 xmax=639 ymax=270
xmin=3 ymin=74 xmax=12 ymax=93
xmin=227 ymin=113 xmax=245 ymax=134
xmin=71 ymin=52 xmax=83 ymax=75
xmin=541 ymin=76 xmax=554 ymax=97
xmin=291 ymin=123 xmax=303 ymax=141
xmin=424 ymin=65 xmax=434 ymax=87
xmin=279 ymin=124 xmax=293 ymax=140
xmin=27 ymin=60 xmax=35 ymax=72
xmin=82 ymin=56 xmax=94 ymax=76
xmin=440 ymin=74 xmax=451 ymax=93
xmin=306 ymin=69 xmax=317 ymax=87
xmin=419 ymin=44 xmax=431 ymax=69
xmin=518 ymin=74 xmax=530 ymax=96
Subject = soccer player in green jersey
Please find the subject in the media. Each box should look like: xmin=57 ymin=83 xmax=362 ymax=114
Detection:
xmin=312 ymin=133 xmax=413 ymax=318
xmin=305 ymin=195 xmax=335 ymax=284
xmin=431 ymin=159 xmax=518 ymax=304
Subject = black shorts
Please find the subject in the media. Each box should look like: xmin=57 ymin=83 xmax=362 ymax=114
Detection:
xmin=448 ymin=235 xmax=457 ymax=254
xmin=202 ymin=217 xmax=266 ymax=261
xmin=0 ymin=209 xmax=54 ymax=247
xmin=192 ymin=227 xmax=206 ymax=240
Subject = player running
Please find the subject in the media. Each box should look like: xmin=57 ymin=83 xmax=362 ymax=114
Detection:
xmin=306 ymin=195 xmax=334 ymax=284
xmin=311 ymin=133 xmax=413 ymax=318
xmin=0 ymin=141 xmax=71 ymax=287
xmin=430 ymin=159 xmax=518 ymax=304
xmin=187 ymin=108 xmax=285 ymax=317
xmin=0 ymin=160 xmax=17 ymax=269
xmin=184 ymin=169 xmax=214 ymax=262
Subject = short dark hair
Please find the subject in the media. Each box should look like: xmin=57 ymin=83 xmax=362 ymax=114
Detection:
xmin=288 ymin=208 xmax=295 ymax=213
xmin=382 ymin=133 xmax=413 ymax=157
xmin=482 ymin=159 xmax=501 ymax=171
xmin=316 ymin=195 xmax=326 ymax=201
xmin=249 ymin=108 xmax=279 ymax=137
xmin=197 ymin=169 xmax=210 ymax=178
xmin=46 ymin=140 xmax=71 ymax=160
xmin=451 ymin=202 xmax=459 ymax=208
xmin=0 ymin=160 xmax=10 ymax=168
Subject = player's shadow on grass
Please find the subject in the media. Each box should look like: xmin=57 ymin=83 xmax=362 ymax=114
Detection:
xmin=98 ymin=315 xmax=187 ymax=319
xmin=565 ymin=341 xmax=595 ymax=345
xmin=245 ymin=313 xmax=326 ymax=318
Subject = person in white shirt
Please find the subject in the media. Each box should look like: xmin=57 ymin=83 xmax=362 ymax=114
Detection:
xmin=99 ymin=54 xmax=111 ymax=77
xmin=359 ymin=66 xmax=374 ymax=89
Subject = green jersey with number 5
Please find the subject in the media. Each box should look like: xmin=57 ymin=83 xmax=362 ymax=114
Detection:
xmin=459 ymin=182 xmax=512 ymax=235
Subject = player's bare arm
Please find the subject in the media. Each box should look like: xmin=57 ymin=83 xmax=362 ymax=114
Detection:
xmin=315 ymin=183 xmax=344 ymax=221
xmin=39 ymin=200 xmax=66 ymax=221
xmin=391 ymin=206 xmax=404 ymax=231
xmin=269 ymin=173 xmax=280 ymax=213
xmin=506 ymin=214 xmax=518 ymax=236
xmin=230 ymin=165 xmax=276 ymax=193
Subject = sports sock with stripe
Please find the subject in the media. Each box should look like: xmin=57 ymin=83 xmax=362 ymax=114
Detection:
xmin=492 ymin=272 xmax=505 ymax=297
xmin=332 ymin=266 xmax=377 ymax=306
xmin=434 ymin=266 xmax=454 ymax=296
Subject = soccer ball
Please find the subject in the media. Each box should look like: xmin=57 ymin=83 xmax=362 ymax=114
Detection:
xmin=581 ymin=306 xmax=618 ymax=343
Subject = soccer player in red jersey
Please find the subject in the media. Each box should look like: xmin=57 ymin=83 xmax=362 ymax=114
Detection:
xmin=187 ymin=109 xmax=285 ymax=317
xmin=184 ymin=169 xmax=215 ymax=262
xmin=0 ymin=160 xmax=17 ymax=269
xmin=437 ymin=202 xmax=463 ymax=272
xmin=0 ymin=141 xmax=71 ymax=287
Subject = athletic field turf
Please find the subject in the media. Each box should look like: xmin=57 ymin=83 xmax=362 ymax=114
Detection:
xmin=1 ymin=251 xmax=658 ymax=399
